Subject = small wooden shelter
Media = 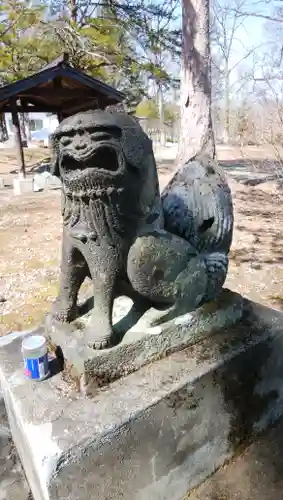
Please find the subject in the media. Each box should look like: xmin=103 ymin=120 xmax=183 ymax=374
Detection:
xmin=0 ymin=53 xmax=125 ymax=176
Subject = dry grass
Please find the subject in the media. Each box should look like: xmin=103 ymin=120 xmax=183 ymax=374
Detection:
xmin=0 ymin=144 xmax=283 ymax=336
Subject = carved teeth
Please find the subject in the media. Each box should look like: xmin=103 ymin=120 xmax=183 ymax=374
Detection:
xmin=83 ymin=178 xmax=88 ymax=193
xmin=88 ymin=174 xmax=94 ymax=190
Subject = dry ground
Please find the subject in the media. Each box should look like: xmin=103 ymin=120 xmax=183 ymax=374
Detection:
xmin=0 ymin=146 xmax=49 ymax=178
xmin=0 ymin=145 xmax=283 ymax=336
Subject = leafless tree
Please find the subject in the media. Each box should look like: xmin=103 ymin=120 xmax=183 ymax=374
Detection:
xmin=225 ymin=0 xmax=282 ymax=24
xmin=245 ymin=3 xmax=283 ymax=149
xmin=177 ymin=0 xmax=215 ymax=165
xmin=210 ymin=0 xmax=265 ymax=143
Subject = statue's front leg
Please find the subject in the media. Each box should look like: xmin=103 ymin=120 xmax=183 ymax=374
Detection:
xmin=52 ymin=229 xmax=88 ymax=322
xmin=82 ymin=244 xmax=119 ymax=350
xmin=127 ymin=231 xmax=208 ymax=313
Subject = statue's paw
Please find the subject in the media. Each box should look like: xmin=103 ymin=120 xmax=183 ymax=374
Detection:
xmin=84 ymin=328 xmax=114 ymax=350
xmin=51 ymin=299 xmax=77 ymax=323
xmin=91 ymin=336 xmax=112 ymax=350
xmin=203 ymin=251 xmax=229 ymax=301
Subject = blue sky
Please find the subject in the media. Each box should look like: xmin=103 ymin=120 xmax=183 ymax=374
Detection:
xmin=228 ymin=15 xmax=264 ymax=85
xmin=30 ymin=0 xmax=278 ymax=98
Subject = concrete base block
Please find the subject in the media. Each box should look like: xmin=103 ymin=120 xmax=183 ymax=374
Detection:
xmin=3 ymin=177 xmax=13 ymax=188
xmin=1 ymin=300 xmax=283 ymax=500
xmin=13 ymin=177 xmax=33 ymax=195
xmin=33 ymin=172 xmax=50 ymax=192
xmin=45 ymin=289 xmax=244 ymax=392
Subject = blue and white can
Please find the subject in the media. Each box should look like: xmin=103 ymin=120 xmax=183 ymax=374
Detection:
xmin=22 ymin=335 xmax=49 ymax=381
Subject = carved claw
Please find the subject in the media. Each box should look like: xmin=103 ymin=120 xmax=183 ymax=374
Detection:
xmin=89 ymin=336 xmax=113 ymax=350
xmin=84 ymin=325 xmax=114 ymax=350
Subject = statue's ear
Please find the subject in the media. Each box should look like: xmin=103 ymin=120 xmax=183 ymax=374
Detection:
xmin=49 ymin=132 xmax=60 ymax=178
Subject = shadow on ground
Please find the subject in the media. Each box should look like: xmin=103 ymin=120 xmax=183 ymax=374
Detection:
xmin=157 ymin=157 xmax=283 ymax=187
xmin=219 ymin=158 xmax=283 ymax=186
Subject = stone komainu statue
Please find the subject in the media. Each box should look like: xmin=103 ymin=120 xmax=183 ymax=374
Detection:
xmin=50 ymin=110 xmax=233 ymax=349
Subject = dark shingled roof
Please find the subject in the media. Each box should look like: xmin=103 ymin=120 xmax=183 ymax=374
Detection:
xmin=0 ymin=53 xmax=125 ymax=116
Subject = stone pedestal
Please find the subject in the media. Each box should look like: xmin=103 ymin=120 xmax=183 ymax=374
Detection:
xmin=2 ymin=299 xmax=283 ymax=500
xmin=45 ymin=289 xmax=244 ymax=393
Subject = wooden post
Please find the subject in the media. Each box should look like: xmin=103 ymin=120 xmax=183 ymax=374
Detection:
xmin=53 ymin=76 xmax=64 ymax=124
xmin=10 ymin=98 xmax=26 ymax=178
xmin=57 ymin=112 xmax=63 ymax=123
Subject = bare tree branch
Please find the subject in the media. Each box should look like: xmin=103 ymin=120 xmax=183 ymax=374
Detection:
xmin=223 ymin=8 xmax=283 ymax=23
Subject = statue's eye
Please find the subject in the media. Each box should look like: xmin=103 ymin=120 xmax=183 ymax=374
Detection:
xmin=60 ymin=136 xmax=72 ymax=146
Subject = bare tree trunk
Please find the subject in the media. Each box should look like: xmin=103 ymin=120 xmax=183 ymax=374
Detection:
xmin=158 ymin=84 xmax=166 ymax=146
xmin=69 ymin=0 xmax=77 ymax=22
xmin=0 ymin=114 xmax=8 ymax=142
xmin=223 ymin=63 xmax=230 ymax=144
xmin=24 ymin=113 xmax=31 ymax=141
xmin=177 ymin=0 xmax=215 ymax=165
xmin=19 ymin=113 xmax=28 ymax=147
xmin=11 ymin=100 xmax=26 ymax=178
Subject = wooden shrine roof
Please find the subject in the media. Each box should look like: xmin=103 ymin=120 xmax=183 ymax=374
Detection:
xmin=0 ymin=53 xmax=125 ymax=116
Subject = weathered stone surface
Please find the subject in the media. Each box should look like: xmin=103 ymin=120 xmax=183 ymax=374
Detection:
xmin=45 ymin=289 xmax=243 ymax=391
xmin=187 ymin=415 xmax=283 ymax=500
xmin=2 ymin=299 xmax=283 ymax=500
xmin=50 ymin=109 xmax=233 ymax=350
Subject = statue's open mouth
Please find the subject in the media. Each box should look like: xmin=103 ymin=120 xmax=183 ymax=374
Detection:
xmin=91 ymin=145 xmax=120 ymax=172
xmin=61 ymin=143 xmax=122 ymax=178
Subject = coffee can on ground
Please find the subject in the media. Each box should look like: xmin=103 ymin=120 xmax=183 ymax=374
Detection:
xmin=22 ymin=335 xmax=49 ymax=381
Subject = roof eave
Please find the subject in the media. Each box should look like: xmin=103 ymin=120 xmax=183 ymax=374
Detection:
xmin=0 ymin=64 xmax=125 ymax=105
